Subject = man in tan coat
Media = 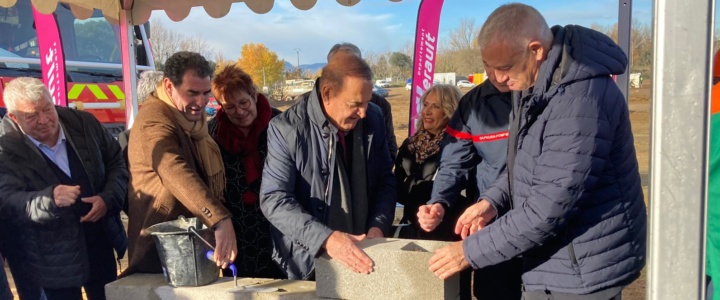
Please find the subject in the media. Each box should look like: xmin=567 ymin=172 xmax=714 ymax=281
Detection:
xmin=123 ymin=51 xmax=237 ymax=275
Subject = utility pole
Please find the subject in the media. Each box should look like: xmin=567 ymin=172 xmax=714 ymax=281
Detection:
xmin=294 ymin=48 xmax=301 ymax=79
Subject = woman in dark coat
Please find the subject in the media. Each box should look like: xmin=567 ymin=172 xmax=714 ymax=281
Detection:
xmin=209 ymin=65 xmax=283 ymax=279
xmin=395 ymin=84 xmax=463 ymax=241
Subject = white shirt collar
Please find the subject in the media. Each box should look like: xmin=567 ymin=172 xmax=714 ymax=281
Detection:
xmin=26 ymin=125 xmax=66 ymax=149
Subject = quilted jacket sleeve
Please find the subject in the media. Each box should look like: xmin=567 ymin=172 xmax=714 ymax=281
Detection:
xmin=463 ymin=94 xmax=615 ymax=269
xmin=0 ymin=165 xmax=62 ymax=224
xmin=87 ymin=113 xmax=128 ymax=216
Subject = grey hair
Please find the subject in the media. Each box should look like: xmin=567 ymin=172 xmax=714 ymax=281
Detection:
xmin=3 ymin=77 xmax=53 ymax=113
xmin=477 ymin=3 xmax=553 ymax=53
xmin=137 ymin=70 xmax=164 ymax=104
xmin=327 ymin=42 xmax=362 ymax=61
xmin=416 ymin=84 xmax=461 ymax=132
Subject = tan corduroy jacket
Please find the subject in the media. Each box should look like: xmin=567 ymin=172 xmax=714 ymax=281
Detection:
xmin=122 ymin=95 xmax=230 ymax=275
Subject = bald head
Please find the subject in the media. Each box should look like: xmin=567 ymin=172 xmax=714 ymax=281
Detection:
xmin=477 ymin=3 xmax=553 ymax=53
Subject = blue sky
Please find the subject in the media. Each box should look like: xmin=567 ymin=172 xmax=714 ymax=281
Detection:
xmin=151 ymin=0 xmax=653 ymax=65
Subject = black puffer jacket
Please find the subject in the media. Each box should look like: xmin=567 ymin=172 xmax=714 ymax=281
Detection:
xmin=0 ymin=107 xmax=128 ymax=288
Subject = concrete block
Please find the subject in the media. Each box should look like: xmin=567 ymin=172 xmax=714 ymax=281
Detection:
xmin=316 ymin=238 xmax=459 ymax=300
xmin=106 ymin=273 xmax=318 ymax=300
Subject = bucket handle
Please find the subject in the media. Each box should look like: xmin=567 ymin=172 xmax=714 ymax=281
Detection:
xmin=188 ymin=224 xmax=238 ymax=286
xmin=187 ymin=226 xmax=215 ymax=251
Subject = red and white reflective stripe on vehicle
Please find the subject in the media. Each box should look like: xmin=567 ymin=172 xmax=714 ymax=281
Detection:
xmin=445 ymin=127 xmax=509 ymax=143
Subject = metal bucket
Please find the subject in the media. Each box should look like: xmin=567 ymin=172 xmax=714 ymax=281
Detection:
xmin=146 ymin=216 xmax=219 ymax=287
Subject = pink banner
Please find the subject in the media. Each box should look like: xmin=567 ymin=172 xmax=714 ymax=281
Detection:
xmin=32 ymin=5 xmax=68 ymax=107
xmin=409 ymin=0 xmax=444 ymax=135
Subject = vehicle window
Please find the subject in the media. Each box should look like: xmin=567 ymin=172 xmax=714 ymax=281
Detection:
xmin=74 ymin=18 xmax=122 ymax=64
xmin=0 ymin=0 xmax=150 ymax=67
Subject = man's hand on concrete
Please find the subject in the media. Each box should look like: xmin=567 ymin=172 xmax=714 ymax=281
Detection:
xmin=454 ymin=200 xmax=497 ymax=239
xmin=80 ymin=195 xmax=107 ymax=222
xmin=53 ymin=185 xmax=80 ymax=208
xmin=417 ymin=203 xmax=445 ymax=232
xmin=323 ymin=231 xmax=374 ymax=274
xmin=366 ymin=227 xmax=383 ymax=239
xmin=213 ymin=218 xmax=237 ymax=269
xmin=428 ymin=241 xmax=470 ymax=280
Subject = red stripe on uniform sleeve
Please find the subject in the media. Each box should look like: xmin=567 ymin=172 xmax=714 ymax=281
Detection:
xmin=471 ymin=131 xmax=509 ymax=142
xmin=445 ymin=126 xmax=474 ymax=140
xmin=445 ymin=126 xmax=509 ymax=143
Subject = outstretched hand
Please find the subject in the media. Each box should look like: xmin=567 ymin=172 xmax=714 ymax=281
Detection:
xmin=213 ymin=218 xmax=237 ymax=269
xmin=428 ymin=241 xmax=470 ymax=280
xmin=454 ymin=200 xmax=497 ymax=239
xmin=324 ymin=231 xmax=374 ymax=274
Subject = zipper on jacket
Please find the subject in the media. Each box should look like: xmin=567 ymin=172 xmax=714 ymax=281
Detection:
xmin=323 ymin=136 xmax=334 ymax=205
xmin=509 ymin=96 xmax=532 ymax=210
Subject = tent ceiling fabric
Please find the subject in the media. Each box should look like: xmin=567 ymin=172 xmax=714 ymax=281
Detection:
xmin=0 ymin=0 xmax=403 ymax=25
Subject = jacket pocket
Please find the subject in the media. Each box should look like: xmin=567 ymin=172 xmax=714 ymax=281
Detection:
xmin=566 ymin=226 xmax=580 ymax=270
xmin=568 ymin=241 xmax=579 ymax=268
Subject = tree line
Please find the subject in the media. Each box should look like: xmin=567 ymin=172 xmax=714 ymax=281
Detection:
xmin=148 ymin=17 xmax=654 ymax=91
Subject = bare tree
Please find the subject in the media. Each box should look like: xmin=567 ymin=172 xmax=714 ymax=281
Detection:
xmin=434 ymin=18 xmax=484 ymax=76
xmin=213 ymin=51 xmax=235 ymax=73
xmin=448 ymin=19 xmax=477 ymax=51
xmin=630 ymin=20 xmax=652 ymax=71
xmin=434 ymin=42 xmax=457 ymax=73
xmin=592 ymin=22 xmax=653 ymax=74
xmin=149 ymin=18 xmax=214 ymax=67
xmin=365 ymin=50 xmax=393 ymax=81
xmin=178 ymin=33 xmax=214 ymax=61
xmin=150 ymin=19 xmax=180 ymax=68
xmin=400 ymin=41 xmax=414 ymax=59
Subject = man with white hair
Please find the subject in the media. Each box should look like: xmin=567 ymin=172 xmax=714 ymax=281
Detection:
xmin=136 ymin=70 xmax=164 ymax=105
xmin=0 ymin=77 xmax=128 ymax=300
xmin=427 ymin=3 xmax=646 ymax=299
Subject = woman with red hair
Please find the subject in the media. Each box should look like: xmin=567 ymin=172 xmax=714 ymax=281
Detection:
xmin=209 ymin=65 xmax=283 ymax=279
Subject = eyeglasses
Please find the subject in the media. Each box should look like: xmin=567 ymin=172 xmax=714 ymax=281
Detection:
xmin=223 ymin=98 xmax=252 ymax=112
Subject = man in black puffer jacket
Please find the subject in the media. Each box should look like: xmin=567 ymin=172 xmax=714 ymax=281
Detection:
xmin=0 ymin=77 xmax=127 ymax=300
xmin=427 ymin=4 xmax=646 ymax=299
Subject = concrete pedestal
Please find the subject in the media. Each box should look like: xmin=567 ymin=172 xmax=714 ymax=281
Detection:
xmin=105 ymin=274 xmax=317 ymax=300
xmin=315 ymin=238 xmax=460 ymax=300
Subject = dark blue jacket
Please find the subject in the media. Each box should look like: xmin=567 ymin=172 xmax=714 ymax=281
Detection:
xmin=260 ymin=81 xmax=396 ymax=280
xmin=430 ymin=80 xmax=512 ymax=207
xmin=463 ymin=25 xmax=647 ymax=294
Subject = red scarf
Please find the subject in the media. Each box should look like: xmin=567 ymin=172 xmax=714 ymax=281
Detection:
xmin=216 ymin=93 xmax=273 ymax=205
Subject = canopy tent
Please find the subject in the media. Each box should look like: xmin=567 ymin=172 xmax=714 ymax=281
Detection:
xmin=0 ymin=0 xmax=403 ymax=127
xmin=0 ymin=0 xmax=401 ymax=24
